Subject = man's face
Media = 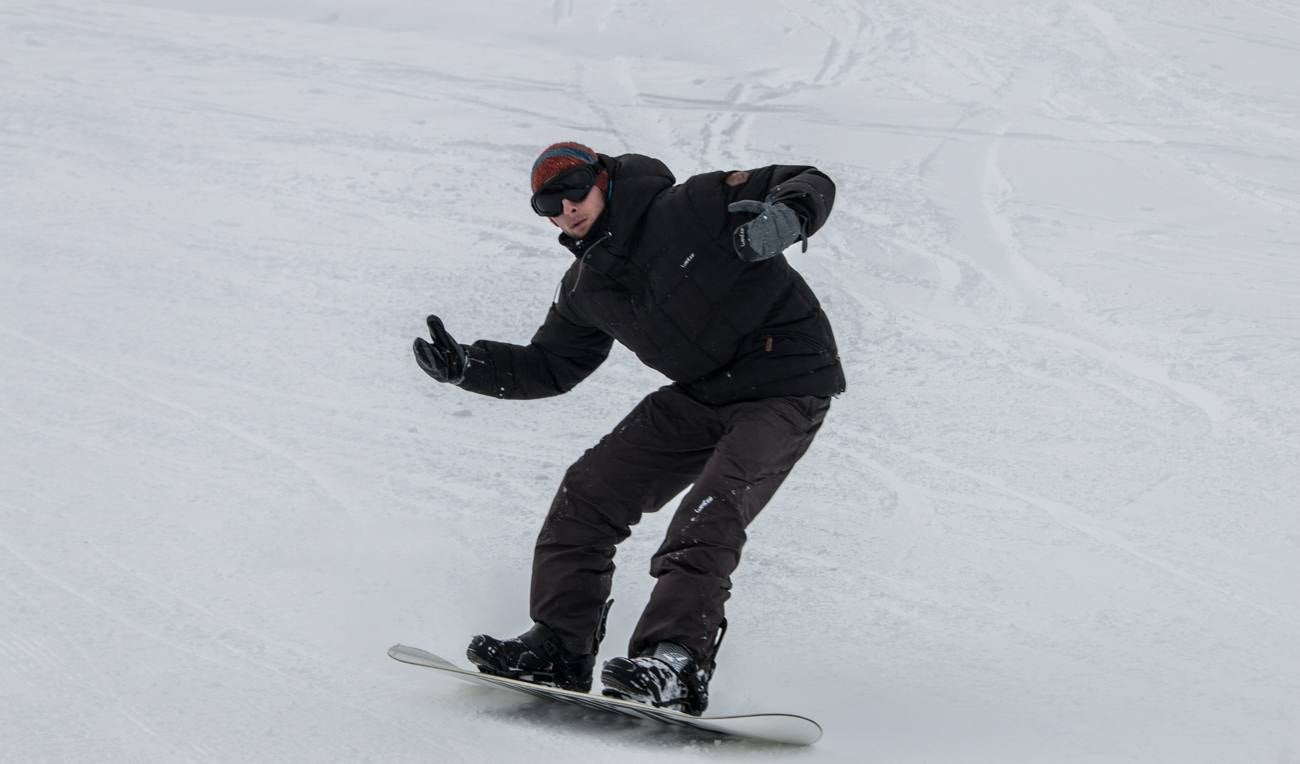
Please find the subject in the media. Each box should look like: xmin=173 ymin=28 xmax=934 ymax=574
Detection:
xmin=549 ymin=184 xmax=605 ymax=240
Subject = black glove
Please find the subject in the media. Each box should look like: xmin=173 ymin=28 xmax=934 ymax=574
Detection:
xmin=413 ymin=315 xmax=468 ymax=384
xmin=727 ymin=198 xmax=808 ymax=262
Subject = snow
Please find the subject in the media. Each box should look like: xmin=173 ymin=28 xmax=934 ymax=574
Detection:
xmin=2 ymin=0 xmax=1298 ymax=761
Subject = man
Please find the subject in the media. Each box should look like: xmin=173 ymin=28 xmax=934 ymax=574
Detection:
xmin=413 ymin=141 xmax=844 ymax=716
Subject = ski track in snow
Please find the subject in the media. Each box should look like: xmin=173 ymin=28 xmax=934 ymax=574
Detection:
xmin=0 ymin=324 xmax=373 ymax=539
xmin=3 ymin=0 xmax=1299 ymax=762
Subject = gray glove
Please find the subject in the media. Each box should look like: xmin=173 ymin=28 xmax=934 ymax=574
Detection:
xmin=727 ymin=199 xmax=808 ymax=262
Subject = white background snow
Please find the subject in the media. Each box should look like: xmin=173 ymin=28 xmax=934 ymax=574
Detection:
xmin=3 ymin=0 xmax=1298 ymax=761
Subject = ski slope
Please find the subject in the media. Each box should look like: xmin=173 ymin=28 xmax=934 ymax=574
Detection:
xmin=2 ymin=1 xmax=1298 ymax=761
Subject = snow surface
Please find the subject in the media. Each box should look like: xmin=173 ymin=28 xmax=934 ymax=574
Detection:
xmin=3 ymin=0 xmax=1299 ymax=761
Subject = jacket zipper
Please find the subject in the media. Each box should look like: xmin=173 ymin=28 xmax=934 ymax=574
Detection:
xmin=570 ymin=231 xmax=613 ymax=295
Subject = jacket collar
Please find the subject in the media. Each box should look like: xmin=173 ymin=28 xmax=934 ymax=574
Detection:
xmin=557 ymin=153 xmax=675 ymax=275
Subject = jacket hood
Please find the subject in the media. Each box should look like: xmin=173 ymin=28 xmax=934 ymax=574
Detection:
xmin=559 ymin=153 xmax=675 ymax=268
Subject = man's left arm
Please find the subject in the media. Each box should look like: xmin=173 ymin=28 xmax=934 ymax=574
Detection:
xmin=760 ymin=165 xmax=836 ymax=235
xmin=725 ymin=165 xmax=836 ymax=262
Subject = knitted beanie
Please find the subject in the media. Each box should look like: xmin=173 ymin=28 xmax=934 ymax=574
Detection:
xmin=530 ymin=141 xmax=607 ymax=193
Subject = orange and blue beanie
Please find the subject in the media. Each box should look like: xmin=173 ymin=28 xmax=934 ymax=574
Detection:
xmin=530 ymin=141 xmax=609 ymax=193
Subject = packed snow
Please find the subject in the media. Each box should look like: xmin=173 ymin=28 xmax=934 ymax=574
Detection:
xmin=2 ymin=0 xmax=1298 ymax=761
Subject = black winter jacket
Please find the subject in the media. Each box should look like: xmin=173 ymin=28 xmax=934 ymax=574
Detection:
xmin=458 ymin=153 xmax=846 ymax=404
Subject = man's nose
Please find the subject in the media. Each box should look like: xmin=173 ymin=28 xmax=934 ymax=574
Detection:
xmin=562 ymin=198 xmax=580 ymax=215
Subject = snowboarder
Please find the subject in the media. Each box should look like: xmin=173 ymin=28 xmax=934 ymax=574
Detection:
xmin=413 ymin=141 xmax=844 ymax=716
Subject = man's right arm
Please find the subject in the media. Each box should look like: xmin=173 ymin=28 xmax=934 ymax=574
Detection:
xmin=456 ymin=305 xmax=613 ymax=400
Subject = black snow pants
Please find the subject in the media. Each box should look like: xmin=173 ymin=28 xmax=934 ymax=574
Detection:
xmin=529 ymin=383 xmax=830 ymax=664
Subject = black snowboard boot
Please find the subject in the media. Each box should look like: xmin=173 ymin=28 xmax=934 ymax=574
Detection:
xmin=466 ymin=601 xmax=611 ymax=693
xmin=601 ymin=642 xmax=715 ymax=716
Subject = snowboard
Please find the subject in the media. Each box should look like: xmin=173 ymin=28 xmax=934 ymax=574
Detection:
xmin=387 ymin=644 xmax=822 ymax=746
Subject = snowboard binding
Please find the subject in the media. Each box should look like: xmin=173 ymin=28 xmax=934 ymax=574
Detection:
xmin=600 ymin=619 xmax=727 ymax=716
xmin=466 ymin=600 xmax=612 ymax=693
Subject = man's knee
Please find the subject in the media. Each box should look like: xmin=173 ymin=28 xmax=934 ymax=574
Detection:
xmin=652 ymin=494 xmax=748 ymax=572
xmin=538 ymin=464 xmax=635 ymax=547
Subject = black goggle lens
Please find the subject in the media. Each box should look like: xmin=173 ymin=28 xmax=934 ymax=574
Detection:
xmin=531 ymin=166 xmax=597 ymax=217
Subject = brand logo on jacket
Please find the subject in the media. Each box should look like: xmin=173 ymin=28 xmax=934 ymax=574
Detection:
xmin=680 ymin=253 xmax=695 ymax=268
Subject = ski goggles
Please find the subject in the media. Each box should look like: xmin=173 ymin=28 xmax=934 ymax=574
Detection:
xmin=530 ymin=165 xmax=598 ymax=217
